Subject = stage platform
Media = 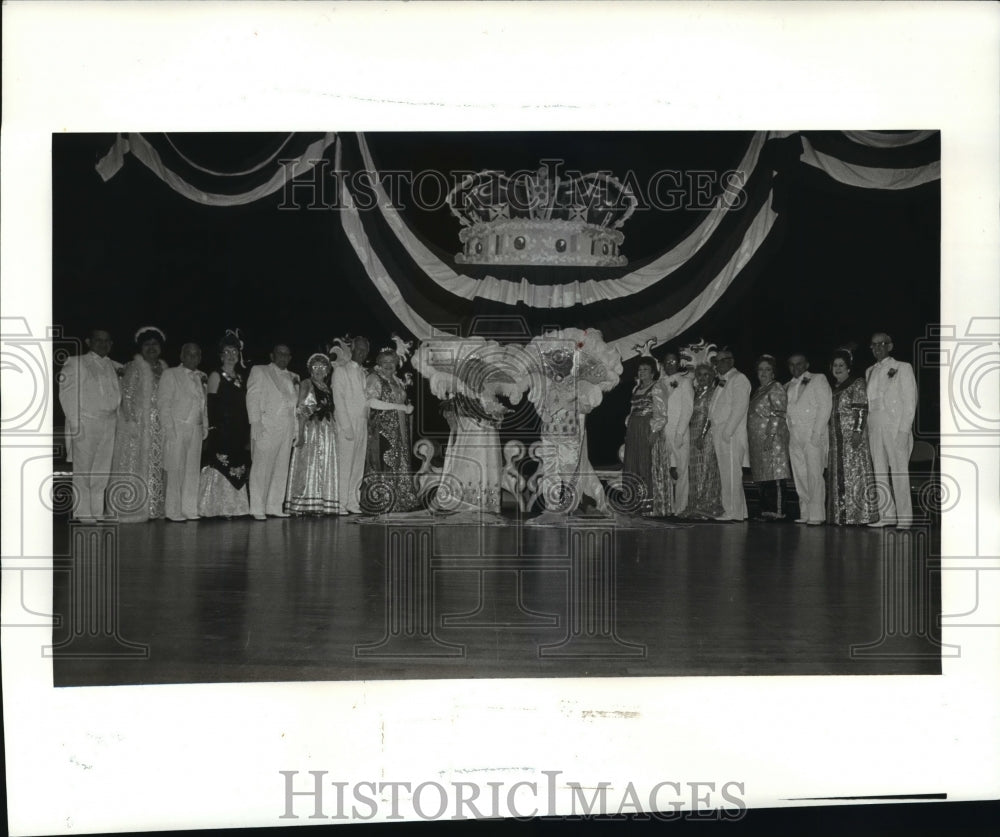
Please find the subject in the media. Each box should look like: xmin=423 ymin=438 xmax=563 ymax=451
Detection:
xmin=50 ymin=512 xmax=942 ymax=686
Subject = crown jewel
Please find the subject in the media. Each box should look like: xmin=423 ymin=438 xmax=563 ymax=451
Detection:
xmin=447 ymin=163 xmax=637 ymax=267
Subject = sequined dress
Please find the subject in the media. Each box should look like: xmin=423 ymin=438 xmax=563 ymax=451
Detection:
xmin=746 ymin=380 xmax=791 ymax=482
xmin=680 ymin=384 xmax=724 ymax=519
xmin=827 ymin=376 xmax=879 ymax=525
xmin=285 ymin=382 xmax=340 ymax=514
xmin=364 ymin=372 xmax=418 ymax=512
xmin=438 ymin=395 xmax=503 ymax=513
xmin=198 ymin=369 xmax=251 ymax=517
xmin=109 ymin=356 xmax=166 ymax=522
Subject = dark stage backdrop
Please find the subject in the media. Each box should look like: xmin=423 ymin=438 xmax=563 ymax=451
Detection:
xmin=52 ymin=133 xmax=940 ymax=465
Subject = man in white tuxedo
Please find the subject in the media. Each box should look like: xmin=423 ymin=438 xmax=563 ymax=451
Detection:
xmin=865 ymin=332 xmax=917 ymax=528
xmin=709 ymin=348 xmax=751 ymax=521
xmin=58 ymin=329 xmax=121 ymax=521
xmin=659 ymin=351 xmax=694 ymax=513
xmin=159 ymin=343 xmax=209 ymax=522
xmin=246 ymin=344 xmax=298 ymax=519
xmin=785 ymin=353 xmax=833 ymax=525
xmin=331 ymin=336 xmax=369 ymax=514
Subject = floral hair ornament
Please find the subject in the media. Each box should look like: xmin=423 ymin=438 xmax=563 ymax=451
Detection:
xmin=134 ymin=325 xmax=166 ymax=344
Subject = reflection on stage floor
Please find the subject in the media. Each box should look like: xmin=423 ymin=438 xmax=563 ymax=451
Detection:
xmin=51 ymin=513 xmax=943 ymax=686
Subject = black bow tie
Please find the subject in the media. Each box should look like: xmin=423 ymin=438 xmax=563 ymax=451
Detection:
xmin=715 ymin=377 xmax=726 ymax=387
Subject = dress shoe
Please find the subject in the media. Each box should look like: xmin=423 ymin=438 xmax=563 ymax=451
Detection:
xmin=895 ymin=523 xmax=912 ymax=530
xmin=794 ymin=518 xmax=808 ymax=524
xmin=252 ymin=514 xmax=267 ymax=521
xmin=185 ymin=515 xmax=201 ymax=521
xmin=271 ymin=511 xmax=291 ymax=518
xmin=807 ymin=520 xmax=825 ymax=526
xmin=868 ymin=520 xmax=895 ymax=528
xmin=167 ymin=516 xmax=187 ymax=523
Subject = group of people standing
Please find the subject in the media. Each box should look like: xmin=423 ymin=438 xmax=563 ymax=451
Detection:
xmin=58 ymin=327 xmax=418 ymax=523
xmin=622 ymin=333 xmax=918 ymax=528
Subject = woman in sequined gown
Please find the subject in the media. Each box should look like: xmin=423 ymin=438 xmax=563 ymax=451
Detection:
xmin=827 ymin=349 xmax=879 ymax=525
xmin=746 ymin=354 xmax=791 ymax=520
xmin=285 ymin=353 xmax=340 ymax=515
xmin=198 ymin=337 xmax=251 ymax=517
xmin=679 ymin=364 xmax=724 ymax=519
xmin=622 ymin=358 xmax=660 ymax=515
xmin=364 ymin=349 xmax=418 ymax=513
xmin=110 ymin=327 xmax=167 ymax=522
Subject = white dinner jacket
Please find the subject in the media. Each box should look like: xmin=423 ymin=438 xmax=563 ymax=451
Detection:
xmin=865 ymin=357 xmax=917 ymax=433
xmin=246 ymin=363 xmax=298 ymax=432
xmin=785 ymin=372 xmax=833 ymax=439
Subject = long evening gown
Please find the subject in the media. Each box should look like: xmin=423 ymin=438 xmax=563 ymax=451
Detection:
xmin=110 ymin=356 xmax=166 ymax=522
xmin=827 ymin=376 xmax=879 ymax=525
xmin=285 ymin=382 xmax=340 ymax=515
xmin=364 ymin=371 xmax=419 ymax=513
xmin=198 ymin=369 xmax=251 ymax=517
xmin=747 ymin=380 xmax=791 ymax=517
xmin=680 ymin=384 xmax=724 ymax=519
xmin=438 ymin=395 xmax=503 ymax=513
xmin=622 ymin=382 xmax=658 ymax=515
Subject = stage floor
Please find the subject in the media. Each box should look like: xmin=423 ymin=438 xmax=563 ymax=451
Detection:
xmin=51 ymin=513 xmax=942 ymax=686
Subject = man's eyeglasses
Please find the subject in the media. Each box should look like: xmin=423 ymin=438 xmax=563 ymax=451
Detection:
xmin=870 ymin=341 xmax=891 ymax=347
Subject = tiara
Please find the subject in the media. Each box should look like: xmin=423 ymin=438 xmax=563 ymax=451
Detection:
xmin=306 ymin=352 xmax=331 ymax=368
xmin=134 ymin=325 xmax=165 ymax=342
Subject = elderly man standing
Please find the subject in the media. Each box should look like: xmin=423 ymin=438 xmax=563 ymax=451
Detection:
xmin=331 ymin=336 xmax=370 ymax=514
xmin=785 ymin=353 xmax=833 ymax=525
xmin=159 ymin=343 xmax=209 ymax=522
xmin=709 ymin=347 xmax=751 ymax=521
xmin=657 ymin=351 xmax=694 ymax=514
xmin=865 ymin=332 xmax=917 ymax=529
xmin=58 ymin=329 xmax=121 ymax=522
xmin=246 ymin=343 xmax=299 ymax=520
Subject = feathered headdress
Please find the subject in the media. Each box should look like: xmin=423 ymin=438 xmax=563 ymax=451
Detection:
xmin=679 ymin=339 xmax=718 ymax=370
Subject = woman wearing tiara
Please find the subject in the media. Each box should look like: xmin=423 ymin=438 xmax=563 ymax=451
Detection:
xmin=363 ymin=346 xmax=418 ymax=513
xmin=827 ymin=347 xmax=880 ymax=525
xmin=284 ymin=352 xmax=340 ymax=515
xmin=198 ymin=331 xmax=251 ymax=518
xmin=746 ymin=354 xmax=791 ymax=520
xmin=679 ymin=363 xmax=725 ymax=520
xmin=110 ymin=326 xmax=168 ymax=523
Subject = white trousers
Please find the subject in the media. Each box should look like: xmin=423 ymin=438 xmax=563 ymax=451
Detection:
xmin=70 ymin=414 xmax=116 ymax=519
xmin=250 ymin=430 xmax=294 ymax=516
xmin=868 ymin=415 xmax=914 ymax=524
xmin=713 ymin=433 xmax=747 ymax=520
xmin=164 ymin=423 xmax=203 ymax=519
xmin=336 ymin=429 xmax=367 ymax=512
xmin=788 ymin=429 xmax=826 ymax=522
xmin=667 ymin=434 xmax=691 ymax=514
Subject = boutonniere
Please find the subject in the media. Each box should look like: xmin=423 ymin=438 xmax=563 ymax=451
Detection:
xmin=291 ymin=373 xmax=301 ymax=386
xmin=196 ymin=370 xmax=208 ymax=386
xmin=669 ymin=380 xmax=678 ymax=389
xmin=800 ymin=376 xmax=810 ymax=388
xmin=715 ymin=377 xmax=726 ymax=388
xmin=887 ymin=367 xmax=898 ymax=379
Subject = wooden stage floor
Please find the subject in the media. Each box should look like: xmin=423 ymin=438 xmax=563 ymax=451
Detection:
xmin=51 ymin=513 xmax=942 ymax=686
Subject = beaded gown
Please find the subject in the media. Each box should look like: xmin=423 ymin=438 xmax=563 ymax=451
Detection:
xmin=679 ymin=383 xmax=724 ymax=519
xmin=285 ymin=381 xmax=340 ymax=515
xmin=110 ymin=356 xmax=166 ymax=522
xmin=364 ymin=371 xmax=419 ymax=513
xmin=198 ymin=369 xmax=251 ymax=517
xmin=439 ymin=395 xmax=503 ymax=513
xmin=747 ymin=380 xmax=791 ymax=482
xmin=827 ymin=376 xmax=879 ymax=525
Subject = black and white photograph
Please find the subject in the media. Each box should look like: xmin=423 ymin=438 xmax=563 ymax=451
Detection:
xmin=48 ymin=127 xmax=944 ymax=685
xmin=2 ymin=2 xmax=999 ymax=834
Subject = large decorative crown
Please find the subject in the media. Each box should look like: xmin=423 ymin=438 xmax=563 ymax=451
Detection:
xmin=446 ymin=163 xmax=637 ymax=267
